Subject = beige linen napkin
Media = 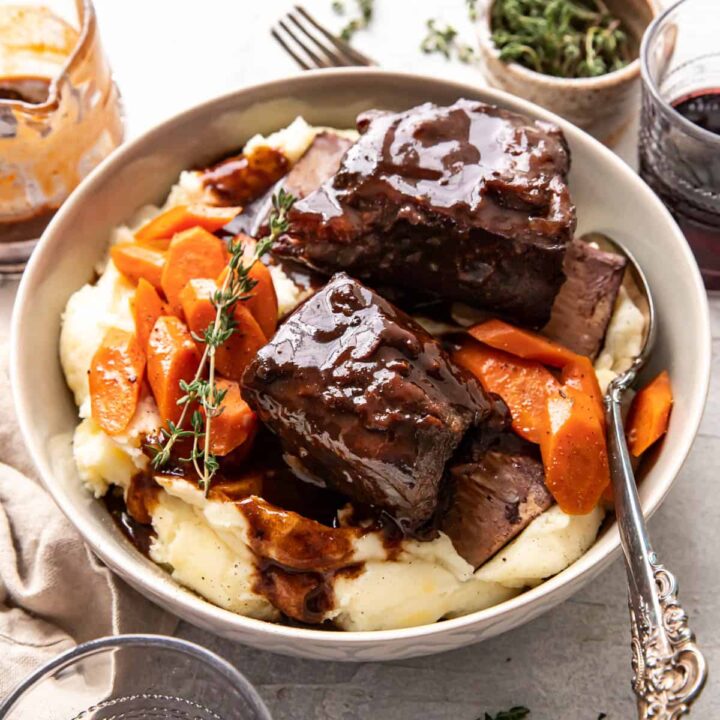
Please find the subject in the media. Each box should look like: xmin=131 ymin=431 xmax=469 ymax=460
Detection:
xmin=0 ymin=316 xmax=177 ymax=698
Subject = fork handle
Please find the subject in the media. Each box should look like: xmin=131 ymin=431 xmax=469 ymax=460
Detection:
xmin=605 ymin=387 xmax=707 ymax=718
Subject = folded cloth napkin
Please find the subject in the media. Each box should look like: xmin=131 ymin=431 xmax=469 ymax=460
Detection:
xmin=0 ymin=318 xmax=177 ymax=698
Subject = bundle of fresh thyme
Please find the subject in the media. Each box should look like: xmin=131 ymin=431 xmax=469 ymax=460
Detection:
xmin=149 ymin=189 xmax=295 ymax=494
xmin=490 ymin=0 xmax=632 ymax=78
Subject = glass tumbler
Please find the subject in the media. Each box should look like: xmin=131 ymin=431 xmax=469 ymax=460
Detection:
xmin=0 ymin=634 xmax=273 ymax=720
xmin=0 ymin=0 xmax=123 ymax=273
xmin=638 ymin=0 xmax=720 ymax=290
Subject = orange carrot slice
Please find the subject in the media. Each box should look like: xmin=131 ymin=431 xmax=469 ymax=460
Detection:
xmin=111 ymin=243 xmax=166 ymax=290
xmin=132 ymin=279 xmax=167 ymax=353
xmin=179 ymin=277 xmax=267 ymax=381
xmin=216 ymin=263 xmax=278 ymax=339
xmin=468 ymin=318 xmax=604 ymax=419
xmin=161 ymin=226 xmax=229 ymax=317
xmin=146 ymin=315 xmax=201 ymax=424
xmin=205 ymin=378 xmax=258 ymax=456
xmin=217 ymin=236 xmax=279 ymax=339
xmin=468 ymin=319 xmax=578 ymax=367
xmin=89 ymin=329 xmax=146 ymax=435
xmin=135 ymin=204 xmax=241 ymax=249
xmin=245 ymin=260 xmax=278 ymax=339
xmin=560 ymin=356 xmax=604 ymax=419
xmin=452 ymin=339 xmax=559 ymax=444
xmin=454 ymin=337 xmax=610 ymax=514
xmin=540 ymin=385 xmax=611 ymax=514
xmin=626 ymin=370 xmax=673 ymax=457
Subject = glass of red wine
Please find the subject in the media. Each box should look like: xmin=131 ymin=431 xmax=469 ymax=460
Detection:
xmin=639 ymin=0 xmax=720 ymax=290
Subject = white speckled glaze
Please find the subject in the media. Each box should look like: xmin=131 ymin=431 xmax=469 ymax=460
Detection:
xmin=10 ymin=70 xmax=710 ymax=661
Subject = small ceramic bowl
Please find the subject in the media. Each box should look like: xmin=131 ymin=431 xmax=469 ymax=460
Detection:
xmin=477 ymin=0 xmax=656 ymax=143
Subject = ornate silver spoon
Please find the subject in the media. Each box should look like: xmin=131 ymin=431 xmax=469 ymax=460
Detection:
xmin=584 ymin=233 xmax=707 ymax=718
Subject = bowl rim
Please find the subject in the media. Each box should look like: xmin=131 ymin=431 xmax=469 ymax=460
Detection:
xmin=10 ymin=67 xmax=712 ymax=648
xmin=475 ymin=0 xmax=656 ymax=89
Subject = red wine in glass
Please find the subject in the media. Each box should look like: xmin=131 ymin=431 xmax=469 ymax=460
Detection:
xmin=673 ymin=90 xmax=720 ymax=134
xmin=639 ymin=87 xmax=720 ymax=290
xmin=670 ymin=90 xmax=720 ymax=290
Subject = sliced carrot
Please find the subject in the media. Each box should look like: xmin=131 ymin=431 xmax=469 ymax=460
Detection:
xmin=626 ymin=370 xmax=673 ymax=457
xmin=468 ymin=319 xmax=578 ymax=367
xmin=246 ymin=261 xmax=278 ymax=338
xmin=179 ymin=277 xmax=217 ymax=342
xmin=468 ymin=319 xmax=604 ymax=420
xmin=217 ymin=236 xmax=279 ymax=338
xmin=132 ymin=279 xmax=167 ymax=353
xmin=560 ymin=356 xmax=604 ymax=420
xmin=452 ymin=339 xmax=559 ymax=444
xmin=89 ymin=329 xmax=146 ymax=435
xmin=454 ymin=337 xmax=610 ymax=514
xmin=205 ymin=378 xmax=258 ymax=456
xmin=540 ymin=385 xmax=611 ymax=514
xmin=111 ymin=242 xmax=166 ymax=290
xmin=146 ymin=315 xmax=201 ymax=424
xmin=161 ymin=226 xmax=229 ymax=316
xmin=180 ymin=277 xmax=267 ymax=381
xmin=135 ymin=204 xmax=241 ymax=249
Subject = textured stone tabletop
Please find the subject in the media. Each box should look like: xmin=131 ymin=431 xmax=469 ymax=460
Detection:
xmin=3 ymin=0 xmax=718 ymax=716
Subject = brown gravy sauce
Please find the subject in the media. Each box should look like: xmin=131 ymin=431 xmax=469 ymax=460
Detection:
xmin=0 ymin=77 xmax=57 ymax=244
xmin=0 ymin=207 xmax=56 ymax=244
xmin=200 ymin=146 xmax=289 ymax=206
xmin=104 ymin=486 xmax=156 ymax=558
xmin=257 ymin=560 xmax=363 ymax=625
xmin=102 ymin=432 xmax=383 ymax=624
xmin=0 ymin=75 xmax=52 ymax=104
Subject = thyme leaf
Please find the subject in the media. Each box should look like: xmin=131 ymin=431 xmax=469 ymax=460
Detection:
xmin=421 ymin=19 xmax=476 ymax=64
xmin=339 ymin=0 xmax=374 ymax=41
xmin=149 ymin=188 xmax=295 ymax=494
xmin=483 ymin=708 xmax=530 ymax=720
xmin=467 ymin=0 xmax=479 ymax=22
xmin=490 ymin=0 xmax=632 ymax=78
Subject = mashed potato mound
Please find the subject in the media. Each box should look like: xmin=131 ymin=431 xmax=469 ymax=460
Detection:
xmin=59 ymin=117 xmax=635 ymax=631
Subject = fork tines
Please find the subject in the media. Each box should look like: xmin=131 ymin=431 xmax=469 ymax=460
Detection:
xmin=271 ymin=5 xmax=375 ymax=70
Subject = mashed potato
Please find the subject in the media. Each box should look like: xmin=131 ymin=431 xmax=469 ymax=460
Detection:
xmin=594 ymin=285 xmax=646 ymax=393
xmin=60 ymin=118 xmax=638 ymax=631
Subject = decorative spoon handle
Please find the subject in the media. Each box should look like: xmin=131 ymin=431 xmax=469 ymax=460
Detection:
xmin=605 ymin=385 xmax=707 ymax=719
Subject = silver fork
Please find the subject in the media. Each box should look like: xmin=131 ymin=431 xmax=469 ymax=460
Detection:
xmin=271 ymin=5 xmax=376 ymax=70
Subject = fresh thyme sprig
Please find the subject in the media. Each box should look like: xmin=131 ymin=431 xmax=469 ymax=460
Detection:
xmin=333 ymin=0 xmax=374 ymax=41
xmin=467 ymin=0 xmax=479 ymax=22
xmin=149 ymin=189 xmax=295 ymax=494
xmin=421 ymin=19 xmax=476 ymax=64
xmin=481 ymin=708 xmax=530 ymax=720
xmin=490 ymin=0 xmax=632 ymax=78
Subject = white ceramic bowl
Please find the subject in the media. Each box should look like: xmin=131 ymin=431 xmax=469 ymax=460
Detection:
xmin=11 ymin=69 xmax=711 ymax=661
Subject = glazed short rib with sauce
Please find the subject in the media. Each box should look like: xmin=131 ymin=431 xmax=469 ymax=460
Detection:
xmin=274 ymin=99 xmax=576 ymax=328
xmin=241 ymin=273 xmax=493 ymax=531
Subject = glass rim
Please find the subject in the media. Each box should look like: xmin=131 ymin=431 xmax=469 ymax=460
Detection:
xmin=0 ymin=633 xmax=273 ymax=720
xmin=640 ymin=0 xmax=720 ymax=146
xmin=0 ymin=0 xmax=96 ymax=114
